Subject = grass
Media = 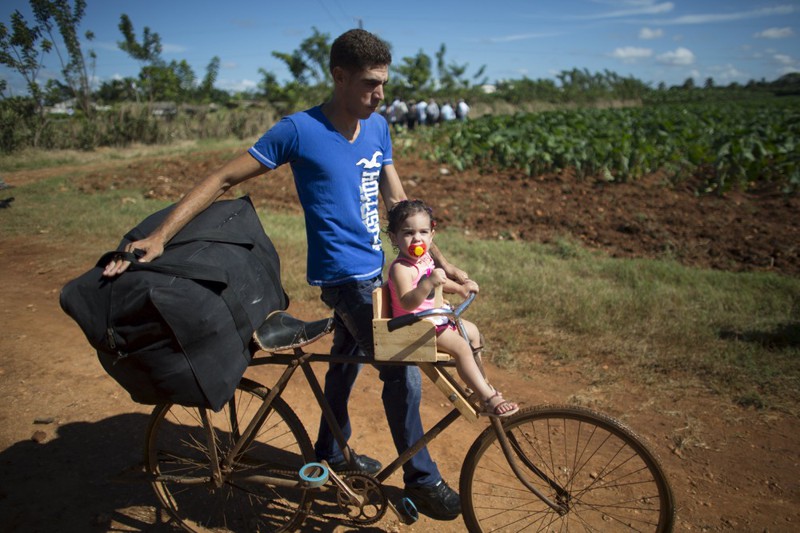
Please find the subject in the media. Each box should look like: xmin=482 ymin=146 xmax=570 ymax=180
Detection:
xmin=4 ymin=147 xmax=798 ymax=415
xmin=432 ymin=232 xmax=800 ymax=413
xmin=0 ymin=138 xmax=249 ymax=173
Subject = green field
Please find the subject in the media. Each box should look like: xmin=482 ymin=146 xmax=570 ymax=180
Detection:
xmin=408 ymin=97 xmax=800 ymax=194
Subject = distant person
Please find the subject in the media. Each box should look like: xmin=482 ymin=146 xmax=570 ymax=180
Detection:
xmin=441 ymin=101 xmax=456 ymax=121
xmin=386 ymin=199 xmax=518 ymax=417
xmin=416 ymin=98 xmax=428 ymax=126
xmin=456 ymin=98 xmax=470 ymax=121
xmin=391 ymin=97 xmax=408 ymax=132
xmin=426 ymin=98 xmax=440 ymax=124
xmin=103 ymin=28 xmax=466 ymax=522
xmin=407 ymin=100 xmax=418 ymax=130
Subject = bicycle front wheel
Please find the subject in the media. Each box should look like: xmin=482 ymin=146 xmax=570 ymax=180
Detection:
xmin=460 ymin=405 xmax=675 ymax=532
xmin=145 ymin=377 xmax=315 ymax=532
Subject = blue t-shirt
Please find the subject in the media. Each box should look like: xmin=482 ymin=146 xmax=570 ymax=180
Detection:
xmin=249 ymin=106 xmax=393 ymax=286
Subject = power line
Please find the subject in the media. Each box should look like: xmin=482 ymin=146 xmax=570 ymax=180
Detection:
xmin=316 ymin=0 xmax=346 ymax=31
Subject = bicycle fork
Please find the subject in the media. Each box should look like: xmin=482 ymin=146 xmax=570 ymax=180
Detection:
xmin=489 ymin=417 xmax=570 ymax=515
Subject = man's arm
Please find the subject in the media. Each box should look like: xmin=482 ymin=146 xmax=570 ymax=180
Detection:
xmin=379 ymin=163 xmax=406 ymax=210
xmin=428 ymin=243 xmax=470 ymax=285
xmin=379 ymin=163 xmax=471 ymax=285
xmin=103 ymin=152 xmax=269 ymax=276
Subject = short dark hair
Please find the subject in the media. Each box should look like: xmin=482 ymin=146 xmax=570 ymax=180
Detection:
xmin=329 ymin=29 xmax=392 ymax=73
xmin=387 ymin=199 xmax=436 ymax=234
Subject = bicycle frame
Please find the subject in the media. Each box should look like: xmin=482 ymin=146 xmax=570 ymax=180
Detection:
xmin=146 ymin=289 xmax=674 ymax=532
xmin=155 ymin=293 xmax=571 ymax=518
xmin=231 ymin=358 xmax=567 ymax=513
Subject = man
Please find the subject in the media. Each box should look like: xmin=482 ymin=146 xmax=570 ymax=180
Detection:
xmin=456 ymin=98 xmax=470 ymax=121
xmin=103 ymin=29 xmax=464 ymax=521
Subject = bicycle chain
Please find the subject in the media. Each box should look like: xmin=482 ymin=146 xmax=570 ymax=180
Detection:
xmin=330 ymin=471 xmax=388 ymax=526
xmin=262 ymin=469 xmax=388 ymax=527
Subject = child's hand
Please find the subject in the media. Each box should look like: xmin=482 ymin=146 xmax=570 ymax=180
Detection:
xmin=427 ymin=268 xmax=448 ymax=287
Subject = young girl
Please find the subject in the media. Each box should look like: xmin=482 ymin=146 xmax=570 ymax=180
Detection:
xmin=386 ymin=200 xmax=519 ymax=418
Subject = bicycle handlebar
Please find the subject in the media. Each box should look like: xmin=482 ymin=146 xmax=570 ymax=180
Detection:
xmin=387 ymin=291 xmax=477 ymax=332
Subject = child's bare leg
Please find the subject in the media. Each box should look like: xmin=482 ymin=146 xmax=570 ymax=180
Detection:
xmin=438 ymin=325 xmax=518 ymax=417
xmin=460 ymin=319 xmax=481 ymax=351
xmin=461 ymin=320 xmax=486 ymax=377
xmin=436 ymin=328 xmax=494 ymax=400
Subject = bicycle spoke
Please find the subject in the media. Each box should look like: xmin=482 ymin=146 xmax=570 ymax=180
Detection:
xmin=146 ymin=378 xmax=315 ymax=532
xmin=460 ymin=405 xmax=674 ymax=532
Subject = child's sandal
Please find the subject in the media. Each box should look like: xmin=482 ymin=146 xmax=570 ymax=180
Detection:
xmin=481 ymin=390 xmax=519 ymax=418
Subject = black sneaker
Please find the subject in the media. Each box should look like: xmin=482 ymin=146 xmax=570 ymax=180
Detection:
xmin=405 ymin=479 xmax=461 ymax=521
xmin=327 ymin=451 xmax=382 ymax=475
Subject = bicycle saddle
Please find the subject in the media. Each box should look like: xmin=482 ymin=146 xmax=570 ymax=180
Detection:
xmin=252 ymin=311 xmax=334 ymax=353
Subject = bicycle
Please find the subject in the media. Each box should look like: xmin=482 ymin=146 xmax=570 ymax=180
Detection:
xmin=144 ymin=286 xmax=675 ymax=532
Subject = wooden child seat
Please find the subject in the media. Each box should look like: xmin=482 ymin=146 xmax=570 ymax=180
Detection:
xmin=372 ymin=284 xmax=448 ymax=362
xmin=372 ymin=284 xmax=479 ymax=421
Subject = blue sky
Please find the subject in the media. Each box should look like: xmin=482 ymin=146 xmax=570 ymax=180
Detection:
xmin=2 ymin=0 xmax=798 ymax=96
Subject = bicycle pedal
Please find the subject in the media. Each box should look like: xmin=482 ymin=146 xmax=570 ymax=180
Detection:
xmin=299 ymin=462 xmax=329 ymax=488
xmin=389 ymin=496 xmax=418 ymax=525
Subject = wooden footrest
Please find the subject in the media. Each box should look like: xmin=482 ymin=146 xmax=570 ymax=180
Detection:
xmin=419 ymin=363 xmax=478 ymax=422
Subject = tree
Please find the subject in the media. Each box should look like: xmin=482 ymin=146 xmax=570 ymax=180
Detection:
xmin=265 ymin=27 xmax=333 ymax=111
xmin=495 ymin=77 xmax=560 ymax=103
xmin=258 ymin=68 xmax=283 ymax=100
xmin=117 ymin=13 xmax=163 ymax=102
xmin=391 ymin=50 xmax=432 ymax=95
xmin=435 ymin=44 xmax=452 ymax=89
xmin=0 ymin=7 xmax=52 ymax=146
xmin=139 ymin=59 xmax=196 ymax=103
xmin=434 ymin=43 xmax=486 ymax=91
xmin=200 ymin=55 xmax=219 ymax=100
xmin=0 ymin=9 xmax=50 ymax=107
xmin=32 ymin=0 xmax=95 ymax=116
xmin=117 ymin=13 xmax=161 ymax=65
xmin=271 ymin=27 xmax=331 ymax=86
xmin=95 ymin=77 xmax=138 ymax=103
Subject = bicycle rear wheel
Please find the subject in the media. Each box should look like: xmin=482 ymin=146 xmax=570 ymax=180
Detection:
xmin=145 ymin=377 xmax=315 ymax=532
xmin=460 ymin=405 xmax=674 ymax=532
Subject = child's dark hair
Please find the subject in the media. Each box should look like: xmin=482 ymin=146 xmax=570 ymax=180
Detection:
xmin=387 ymin=199 xmax=437 ymax=234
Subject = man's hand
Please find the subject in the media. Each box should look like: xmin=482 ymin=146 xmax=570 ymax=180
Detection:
xmin=462 ymin=279 xmax=480 ymax=296
xmin=444 ymin=264 xmax=471 ymax=285
xmin=102 ymin=237 xmax=164 ymax=277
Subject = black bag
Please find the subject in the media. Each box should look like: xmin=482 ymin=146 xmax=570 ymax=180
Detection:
xmin=60 ymin=196 xmax=288 ymax=411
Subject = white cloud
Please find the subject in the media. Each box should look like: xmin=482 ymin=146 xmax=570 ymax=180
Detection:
xmin=774 ymin=54 xmax=794 ymax=65
xmin=218 ymin=78 xmax=258 ymax=93
xmin=639 ymin=27 xmax=664 ymax=39
xmin=780 ymin=66 xmax=800 ymax=74
xmin=162 ymin=43 xmax=187 ymax=54
xmin=488 ymin=32 xmax=560 ymax=43
xmin=94 ymin=41 xmax=123 ymax=53
xmin=709 ymin=64 xmax=747 ymax=81
xmin=652 ymin=5 xmax=796 ymax=25
xmin=581 ymin=1 xmax=674 ymax=19
xmin=754 ymin=27 xmax=794 ymax=39
xmin=657 ymin=47 xmax=695 ymax=65
xmin=611 ymin=46 xmax=654 ymax=63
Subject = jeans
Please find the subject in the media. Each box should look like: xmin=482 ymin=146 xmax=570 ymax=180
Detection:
xmin=313 ymin=276 xmax=441 ymax=488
